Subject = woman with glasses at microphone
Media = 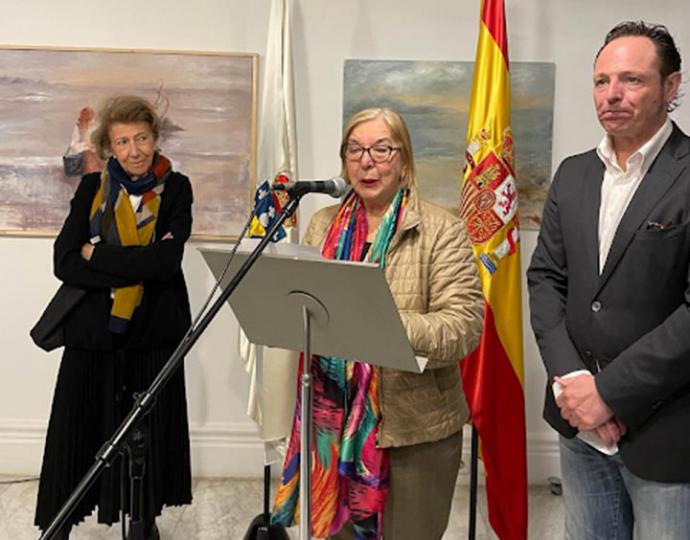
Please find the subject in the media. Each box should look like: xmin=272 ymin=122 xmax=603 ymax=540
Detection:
xmin=272 ymin=107 xmax=484 ymax=540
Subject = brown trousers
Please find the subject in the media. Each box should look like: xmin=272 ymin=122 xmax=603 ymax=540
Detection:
xmin=329 ymin=430 xmax=463 ymax=540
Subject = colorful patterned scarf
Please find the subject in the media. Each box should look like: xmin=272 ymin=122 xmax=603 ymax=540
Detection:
xmin=89 ymin=154 xmax=171 ymax=334
xmin=272 ymin=188 xmax=409 ymax=540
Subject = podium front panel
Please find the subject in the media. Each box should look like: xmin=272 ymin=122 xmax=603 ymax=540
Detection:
xmin=200 ymin=244 xmax=422 ymax=373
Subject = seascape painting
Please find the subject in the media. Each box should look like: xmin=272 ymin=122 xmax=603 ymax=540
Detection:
xmin=343 ymin=60 xmax=555 ymax=228
xmin=0 ymin=47 xmax=256 ymax=238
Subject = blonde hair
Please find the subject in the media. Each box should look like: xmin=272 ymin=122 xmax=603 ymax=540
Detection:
xmin=92 ymin=95 xmax=161 ymax=159
xmin=339 ymin=107 xmax=417 ymax=188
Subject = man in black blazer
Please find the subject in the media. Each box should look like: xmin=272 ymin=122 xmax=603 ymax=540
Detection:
xmin=528 ymin=21 xmax=690 ymax=539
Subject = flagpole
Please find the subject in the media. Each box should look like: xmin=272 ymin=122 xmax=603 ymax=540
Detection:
xmin=468 ymin=425 xmax=479 ymax=540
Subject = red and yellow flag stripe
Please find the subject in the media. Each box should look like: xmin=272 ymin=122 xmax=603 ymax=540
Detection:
xmin=460 ymin=1 xmax=527 ymax=538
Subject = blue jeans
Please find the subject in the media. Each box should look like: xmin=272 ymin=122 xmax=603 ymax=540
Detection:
xmin=560 ymin=435 xmax=690 ymax=539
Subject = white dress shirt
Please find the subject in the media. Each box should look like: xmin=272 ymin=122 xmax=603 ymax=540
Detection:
xmin=596 ymin=118 xmax=673 ymax=272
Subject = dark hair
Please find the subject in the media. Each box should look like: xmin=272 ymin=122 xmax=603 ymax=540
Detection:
xmin=92 ymin=95 xmax=161 ymax=159
xmin=596 ymin=21 xmax=682 ymax=111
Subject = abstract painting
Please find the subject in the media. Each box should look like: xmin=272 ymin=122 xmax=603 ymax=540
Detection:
xmin=0 ymin=46 xmax=256 ymax=238
xmin=343 ymin=60 xmax=555 ymax=228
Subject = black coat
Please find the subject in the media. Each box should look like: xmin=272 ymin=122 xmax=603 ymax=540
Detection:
xmin=55 ymin=171 xmax=193 ymax=351
xmin=527 ymin=124 xmax=690 ymax=483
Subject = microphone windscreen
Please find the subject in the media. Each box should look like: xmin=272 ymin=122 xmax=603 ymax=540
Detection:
xmin=330 ymin=176 xmax=348 ymax=198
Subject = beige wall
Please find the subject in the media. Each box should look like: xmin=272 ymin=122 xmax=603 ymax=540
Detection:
xmin=1 ymin=0 xmax=688 ymax=484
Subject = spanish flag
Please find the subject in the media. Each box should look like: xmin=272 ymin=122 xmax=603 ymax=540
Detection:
xmin=459 ymin=1 xmax=527 ymax=538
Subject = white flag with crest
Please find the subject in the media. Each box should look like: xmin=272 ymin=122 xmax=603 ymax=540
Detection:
xmin=239 ymin=0 xmax=299 ymax=464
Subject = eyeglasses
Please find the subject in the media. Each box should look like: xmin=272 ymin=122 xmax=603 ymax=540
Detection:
xmin=343 ymin=144 xmax=400 ymax=163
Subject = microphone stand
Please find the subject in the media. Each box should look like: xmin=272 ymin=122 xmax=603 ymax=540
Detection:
xmin=40 ymin=194 xmax=304 ymax=540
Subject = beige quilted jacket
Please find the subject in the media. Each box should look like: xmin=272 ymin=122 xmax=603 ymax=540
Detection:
xmin=303 ymin=188 xmax=483 ymax=447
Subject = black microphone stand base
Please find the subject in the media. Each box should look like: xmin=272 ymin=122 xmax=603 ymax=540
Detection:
xmin=243 ymin=464 xmax=289 ymax=540
xmin=243 ymin=517 xmax=290 ymax=540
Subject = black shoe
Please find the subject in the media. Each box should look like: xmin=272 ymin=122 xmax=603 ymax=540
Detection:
xmin=126 ymin=519 xmax=159 ymax=540
xmin=146 ymin=520 xmax=160 ymax=540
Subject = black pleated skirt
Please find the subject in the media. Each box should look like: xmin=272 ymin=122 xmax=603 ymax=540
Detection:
xmin=34 ymin=346 xmax=193 ymax=532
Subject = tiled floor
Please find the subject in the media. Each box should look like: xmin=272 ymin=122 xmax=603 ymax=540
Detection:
xmin=0 ymin=475 xmax=564 ymax=539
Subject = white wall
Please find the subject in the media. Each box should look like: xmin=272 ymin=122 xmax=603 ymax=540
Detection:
xmin=1 ymin=0 xmax=689 ymax=484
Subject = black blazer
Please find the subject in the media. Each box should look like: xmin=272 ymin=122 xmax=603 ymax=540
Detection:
xmin=527 ymin=123 xmax=690 ymax=482
xmin=54 ymin=171 xmax=193 ymax=351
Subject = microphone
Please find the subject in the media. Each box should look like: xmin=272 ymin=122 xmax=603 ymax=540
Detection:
xmin=272 ymin=176 xmax=348 ymax=198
